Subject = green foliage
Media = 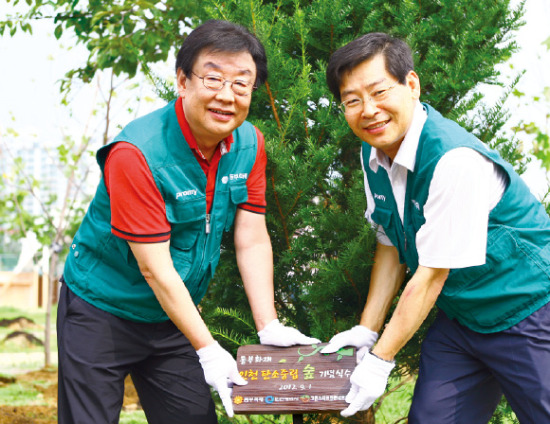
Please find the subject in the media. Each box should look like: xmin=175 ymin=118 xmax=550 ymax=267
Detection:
xmin=199 ymin=0 xmax=526 ymax=370
xmin=0 ymin=130 xmax=93 ymax=256
xmin=192 ymin=1 xmax=527 ymax=421
xmin=511 ymin=82 xmax=550 ymax=172
xmin=464 ymin=74 xmax=531 ymax=175
xmin=506 ymin=34 xmax=550 ymax=213
xmin=489 ymin=397 xmax=520 ymax=424
xmin=1 ymin=0 xmax=532 ymax=421
xmin=207 ymin=307 xmax=259 ymax=350
xmin=1 ymin=0 xmax=200 ymax=94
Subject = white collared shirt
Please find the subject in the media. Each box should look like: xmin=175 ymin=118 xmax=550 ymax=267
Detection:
xmin=361 ymin=102 xmax=507 ymax=269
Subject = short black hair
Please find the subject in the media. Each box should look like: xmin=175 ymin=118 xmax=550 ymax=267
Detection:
xmin=326 ymin=32 xmax=414 ymax=101
xmin=175 ymin=20 xmax=268 ymax=88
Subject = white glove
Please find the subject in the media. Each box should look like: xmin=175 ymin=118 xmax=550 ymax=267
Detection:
xmin=341 ymin=351 xmax=395 ymax=417
xmin=257 ymin=319 xmax=321 ymax=346
xmin=197 ymin=341 xmax=247 ymax=417
xmin=320 ymin=325 xmax=378 ymax=354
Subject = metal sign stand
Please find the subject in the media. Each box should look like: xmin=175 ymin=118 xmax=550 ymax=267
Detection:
xmin=293 ymin=414 xmax=304 ymax=424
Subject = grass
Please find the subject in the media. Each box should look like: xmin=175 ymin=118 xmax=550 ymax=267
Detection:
xmin=119 ymin=411 xmax=148 ymax=423
xmin=0 ymin=305 xmax=148 ymax=423
xmin=0 ymin=382 xmax=43 ymax=406
xmin=0 ymin=305 xmax=58 ymax=356
xmin=375 ymin=375 xmax=415 ymax=423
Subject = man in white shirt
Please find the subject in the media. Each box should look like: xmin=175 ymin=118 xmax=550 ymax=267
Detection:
xmin=321 ymin=32 xmax=550 ymax=423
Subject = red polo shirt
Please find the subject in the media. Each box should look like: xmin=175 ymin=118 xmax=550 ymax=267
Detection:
xmin=104 ymin=99 xmax=268 ymax=243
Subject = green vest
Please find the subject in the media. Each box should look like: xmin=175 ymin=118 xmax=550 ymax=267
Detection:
xmin=363 ymin=104 xmax=550 ymax=333
xmin=63 ymin=99 xmax=258 ymax=323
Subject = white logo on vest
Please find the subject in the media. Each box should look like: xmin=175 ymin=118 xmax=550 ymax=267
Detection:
xmin=175 ymin=189 xmax=198 ymax=199
xmin=221 ymin=173 xmax=248 ymax=184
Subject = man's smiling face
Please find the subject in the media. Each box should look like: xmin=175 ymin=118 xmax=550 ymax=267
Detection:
xmin=339 ymin=54 xmax=420 ymax=159
xmin=177 ymin=49 xmax=256 ymax=152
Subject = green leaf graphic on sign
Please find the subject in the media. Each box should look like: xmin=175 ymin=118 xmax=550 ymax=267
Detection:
xmin=297 ymin=344 xmax=323 ymax=362
xmin=336 ymin=347 xmax=354 ymax=361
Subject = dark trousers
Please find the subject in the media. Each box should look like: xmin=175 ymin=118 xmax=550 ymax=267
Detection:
xmin=409 ymin=303 xmax=550 ymax=424
xmin=57 ymin=283 xmax=218 ymax=424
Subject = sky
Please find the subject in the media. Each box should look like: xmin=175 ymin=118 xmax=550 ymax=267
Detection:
xmin=480 ymin=0 xmax=550 ymax=198
xmin=0 ymin=0 xmax=549 ymax=197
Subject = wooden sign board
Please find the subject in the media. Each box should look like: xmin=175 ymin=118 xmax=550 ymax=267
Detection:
xmin=232 ymin=343 xmax=356 ymax=414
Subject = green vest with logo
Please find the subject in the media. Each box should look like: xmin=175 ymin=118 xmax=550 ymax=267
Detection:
xmin=63 ymin=99 xmax=258 ymax=323
xmin=363 ymin=103 xmax=550 ymax=333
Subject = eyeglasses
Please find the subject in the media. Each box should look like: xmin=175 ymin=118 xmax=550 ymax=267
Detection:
xmin=339 ymin=82 xmax=399 ymax=115
xmin=191 ymin=71 xmax=256 ymax=96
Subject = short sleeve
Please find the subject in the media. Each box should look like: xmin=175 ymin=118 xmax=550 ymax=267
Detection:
xmin=104 ymin=142 xmax=171 ymax=243
xmin=238 ymin=127 xmax=267 ymax=214
xmin=416 ymin=148 xmax=498 ymax=268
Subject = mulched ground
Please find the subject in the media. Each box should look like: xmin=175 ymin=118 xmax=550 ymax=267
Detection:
xmin=0 ymin=317 xmax=42 ymax=331
xmin=0 ymin=405 xmax=56 ymax=424
xmin=0 ymin=368 xmax=140 ymax=424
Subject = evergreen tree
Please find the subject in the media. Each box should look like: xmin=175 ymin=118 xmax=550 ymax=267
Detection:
xmin=197 ymin=1 xmax=525 ymax=423
xmin=1 ymin=0 xmax=528 ymax=422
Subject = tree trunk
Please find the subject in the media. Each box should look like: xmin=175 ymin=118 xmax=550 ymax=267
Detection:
xmin=44 ymin=250 xmax=58 ymax=368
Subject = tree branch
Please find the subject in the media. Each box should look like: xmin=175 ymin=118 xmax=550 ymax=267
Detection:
xmin=264 ymin=81 xmax=281 ymax=130
xmin=271 ymin=174 xmax=290 ymax=249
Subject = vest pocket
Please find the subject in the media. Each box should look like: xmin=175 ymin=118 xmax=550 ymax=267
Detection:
xmin=443 ymin=227 xmax=515 ymax=296
xmin=411 ymin=210 xmax=426 ymax=231
xmin=525 ymin=239 xmax=550 ymax=277
xmin=170 ymin=245 xmax=194 ymax=282
xmin=441 ymin=226 xmax=531 ymax=328
xmin=371 ymin=207 xmax=400 ymax=248
xmin=371 ymin=207 xmax=391 ymax=227
xmin=224 ymin=182 xmax=248 ymax=231
xmin=165 ymin=196 xmax=206 ymax=224
xmin=165 ymin=197 xmax=205 ymax=251
xmin=69 ymin=232 xmax=104 ymax=272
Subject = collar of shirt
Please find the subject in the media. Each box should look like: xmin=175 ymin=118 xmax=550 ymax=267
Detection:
xmin=175 ymin=97 xmax=234 ymax=159
xmin=368 ymin=101 xmax=428 ymax=174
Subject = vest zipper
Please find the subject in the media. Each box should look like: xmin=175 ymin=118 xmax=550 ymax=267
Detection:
xmin=206 ymin=213 xmax=211 ymax=234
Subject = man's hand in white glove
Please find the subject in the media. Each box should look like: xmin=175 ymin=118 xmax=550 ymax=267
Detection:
xmin=197 ymin=341 xmax=247 ymax=418
xmin=258 ymin=319 xmax=321 ymax=347
xmin=340 ymin=351 xmax=395 ymax=417
xmin=320 ymin=325 xmax=378 ymax=354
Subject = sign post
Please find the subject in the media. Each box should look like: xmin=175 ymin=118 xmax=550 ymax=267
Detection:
xmin=232 ymin=343 xmax=356 ymax=419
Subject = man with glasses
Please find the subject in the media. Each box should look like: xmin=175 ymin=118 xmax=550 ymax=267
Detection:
xmin=321 ymin=32 xmax=550 ymax=422
xmin=58 ymin=20 xmax=319 ymax=424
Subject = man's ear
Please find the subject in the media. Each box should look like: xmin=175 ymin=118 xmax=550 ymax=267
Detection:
xmin=406 ymin=70 xmax=421 ymax=101
xmin=176 ymin=68 xmax=187 ymax=98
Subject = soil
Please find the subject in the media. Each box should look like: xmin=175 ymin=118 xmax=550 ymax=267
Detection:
xmin=0 ymin=316 xmax=44 ymax=350
xmin=0 ymin=317 xmax=42 ymax=331
xmin=2 ymin=331 xmax=44 ymax=348
xmin=0 ymin=368 xmax=141 ymax=424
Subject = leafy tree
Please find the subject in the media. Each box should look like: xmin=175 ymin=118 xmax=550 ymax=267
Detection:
xmin=514 ymin=35 xmax=550 ymax=171
xmin=2 ymin=0 xmax=529 ymax=422
xmin=0 ymin=126 xmax=93 ymax=367
xmin=1 ymin=0 xmax=199 ymax=94
xmin=0 ymin=69 xmax=155 ymax=366
xmin=509 ymin=34 xmax=550 ymax=214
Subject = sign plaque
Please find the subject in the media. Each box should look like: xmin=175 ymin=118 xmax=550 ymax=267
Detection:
xmin=232 ymin=343 xmax=356 ymax=414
